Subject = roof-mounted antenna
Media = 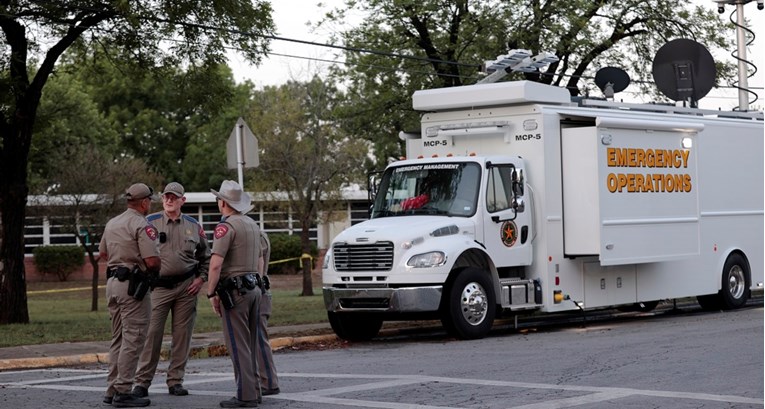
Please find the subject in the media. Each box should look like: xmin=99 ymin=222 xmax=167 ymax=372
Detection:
xmin=479 ymin=50 xmax=559 ymax=84
xmin=594 ymin=67 xmax=631 ymax=100
xmin=712 ymin=0 xmax=762 ymax=111
xmin=651 ymin=39 xmax=716 ymax=108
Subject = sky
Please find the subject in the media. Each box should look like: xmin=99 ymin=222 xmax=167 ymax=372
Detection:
xmin=229 ymin=0 xmax=765 ymax=111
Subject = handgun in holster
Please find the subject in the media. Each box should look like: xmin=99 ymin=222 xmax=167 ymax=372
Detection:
xmin=216 ymin=280 xmax=236 ymax=310
xmin=128 ymin=266 xmax=153 ymax=301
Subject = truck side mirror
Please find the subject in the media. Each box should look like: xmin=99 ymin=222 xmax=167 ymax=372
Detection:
xmin=367 ymin=170 xmax=384 ymax=202
xmin=512 ymin=169 xmax=524 ymax=196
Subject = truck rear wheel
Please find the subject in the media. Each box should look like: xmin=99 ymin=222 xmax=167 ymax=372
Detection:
xmin=697 ymin=253 xmax=750 ymax=310
xmin=327 ymin=312 xmax=383 ymax=341
xmin=719 ymin=253 xmax=750 ymax=309
xmin=440 ymin=268 xmax=496 ymax=340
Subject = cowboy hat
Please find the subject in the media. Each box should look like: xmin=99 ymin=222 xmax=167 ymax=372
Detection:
xmin=211 ymin=180 xmax=253 ymax=213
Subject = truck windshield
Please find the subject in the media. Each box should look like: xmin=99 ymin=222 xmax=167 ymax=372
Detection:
xmin=371 ymin=162 xmax=481 ymax=218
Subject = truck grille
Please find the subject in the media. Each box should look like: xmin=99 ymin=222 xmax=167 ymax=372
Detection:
xmin=333 ymin=242 xmax=394 ymax=272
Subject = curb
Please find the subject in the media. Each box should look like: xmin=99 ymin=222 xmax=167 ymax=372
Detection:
xmin=0 ymin=352 xmax=110 ymax=371
xmin=0 ymin=334 xmax=340 ymax=372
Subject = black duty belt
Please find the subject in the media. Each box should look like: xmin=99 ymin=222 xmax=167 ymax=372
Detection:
xmin=107 ymin=266 xmax=132 ymax=281
xmin=154 ymin=268 xmax=196 ymax=289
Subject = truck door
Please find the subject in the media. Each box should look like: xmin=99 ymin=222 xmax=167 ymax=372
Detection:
xmin=482 ymin=159 xmax=533 ymax=268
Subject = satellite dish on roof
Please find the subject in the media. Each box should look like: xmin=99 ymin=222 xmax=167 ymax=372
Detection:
xmin=652 ymin=38 xmax=716 ymax=108
xmin=595 ymin=67 xmax=631 ymax=99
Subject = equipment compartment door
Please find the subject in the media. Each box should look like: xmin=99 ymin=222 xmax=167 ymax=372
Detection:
xmin=562 ymin=124 xmax=700 ymax=266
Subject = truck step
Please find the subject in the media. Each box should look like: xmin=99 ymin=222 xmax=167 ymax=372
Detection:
xmin=499 ymin=278 xmax=542 ymax=310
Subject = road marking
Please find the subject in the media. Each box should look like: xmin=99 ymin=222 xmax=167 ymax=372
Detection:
xmin=1 ymin=369 xmax=761 ymax=407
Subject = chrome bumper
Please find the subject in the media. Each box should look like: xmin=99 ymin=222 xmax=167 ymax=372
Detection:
xmin=323 ymin=286 xmax=443 ymax=312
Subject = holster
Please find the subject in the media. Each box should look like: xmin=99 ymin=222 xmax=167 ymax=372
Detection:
xmin=215 ymin=281 xmax=236 ymax=310
xmin=128 ymin=266 xmax=153 ymax=301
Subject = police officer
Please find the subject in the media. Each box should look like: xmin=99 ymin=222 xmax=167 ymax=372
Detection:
xmin=99 ymin=183 xmax=160 ymax=408
xmin=257 ymin=231 xmax=280 ymax=397
xmin=206 ymin=180 xmax=263 ymax=408
xmin=132 ymin=182 xmax=211 ymax=398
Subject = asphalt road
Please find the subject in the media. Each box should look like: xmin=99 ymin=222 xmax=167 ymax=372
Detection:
xmin=1 ymin=300 xmax=762 ymax=408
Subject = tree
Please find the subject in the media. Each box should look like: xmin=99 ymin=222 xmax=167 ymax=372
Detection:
xmin=248 ymin=78 xmax=369 ymax=296
xmin=0 ymin=1 xmax=274 ymax=325
xmin=29 ymin=144 xmax=161 ymax=311
xmin=320 ymin=0 xmax=734 ymax=166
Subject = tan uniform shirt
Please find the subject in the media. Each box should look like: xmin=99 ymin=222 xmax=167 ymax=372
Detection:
xmin=212 ymin=214 xmax=260 ymax=279
xmin=147 ymin=212 xmax=210 ymax=279
xmin=99 ymin=208 xmax=159 ymax=270
xmin=260 ymin=232 xmax=271 ymax=276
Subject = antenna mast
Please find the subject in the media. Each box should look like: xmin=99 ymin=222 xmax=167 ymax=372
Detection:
xmin=713 ymin=0 xmax=764 ymax=111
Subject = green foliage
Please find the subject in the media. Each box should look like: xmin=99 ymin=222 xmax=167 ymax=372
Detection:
xmin=32 ymin=246 xmax=84 ymax=282
xmin=268 ymin=234 xmax=318 ymax=275
xmin=320 ymin=0 xmax=735 ymax=166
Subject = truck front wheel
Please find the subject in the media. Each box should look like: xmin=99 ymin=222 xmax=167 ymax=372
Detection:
xmin=327 ymin=311 xmax=383 ymax=341
xmin=441 ymin=268 xmax=496 ymax=340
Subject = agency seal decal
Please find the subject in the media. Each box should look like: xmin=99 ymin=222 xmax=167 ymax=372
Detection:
xmin=500 ymin=221 xmax=518 ymax=247
xmin=214 ymin=224 xmax=229 ymax=239
xmin=144 ymin=225 xmax=158 ymax=241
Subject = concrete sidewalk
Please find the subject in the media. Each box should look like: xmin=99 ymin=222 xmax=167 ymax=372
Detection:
xmin=0 ymin=323 xmax=341 ymax=372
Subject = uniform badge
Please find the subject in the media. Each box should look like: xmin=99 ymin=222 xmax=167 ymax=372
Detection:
xmin=500 ymin=221 xmax=518 ymax=248
xmin=145 ymin=225 xmax=159 ymax=241
xmin=214 ymin=224 xmax=229 ymax=239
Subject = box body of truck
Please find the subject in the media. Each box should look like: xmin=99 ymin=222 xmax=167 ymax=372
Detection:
xmin=322 ymin=81 xmax=764 ymax=340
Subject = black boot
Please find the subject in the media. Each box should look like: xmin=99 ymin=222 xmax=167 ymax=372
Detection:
xmin=112 ymin=393 xmax=150 ymax=408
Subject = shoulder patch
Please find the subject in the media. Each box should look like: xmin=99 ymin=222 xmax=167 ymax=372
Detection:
xmin=214 ymin=223 xmax=229 ymax=239
xmin=144 ymin=225 xmax=159 ymax=241
xmin=198 ymin=225 xmax=206 ymax=238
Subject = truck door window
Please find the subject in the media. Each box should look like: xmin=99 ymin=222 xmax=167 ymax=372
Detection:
xmin=486 ymin=165 xmax=515 ymax=213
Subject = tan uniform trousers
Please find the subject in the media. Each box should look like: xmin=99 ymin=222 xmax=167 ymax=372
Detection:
xmin=257 ymin=291 xmax=279 ymax=391
xmin=134 ymin=277 xmax=198 ymax=388
xmin=221 ymin=287 xmax=262 ymax=402
xmin=106 ymin=278 xmax=151 ymax=396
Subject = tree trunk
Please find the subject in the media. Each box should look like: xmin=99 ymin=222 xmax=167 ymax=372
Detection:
xmin=0 ymin=124 xmax=32 ymax=324
xmin=299 ymin=226 xmax=314 ymax=296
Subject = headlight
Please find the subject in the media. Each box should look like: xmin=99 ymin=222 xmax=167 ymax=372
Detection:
xmin=322 ymin=248 xmax=332 ymax=269
xmin=407 ymin=251 xmax=446 ymax=268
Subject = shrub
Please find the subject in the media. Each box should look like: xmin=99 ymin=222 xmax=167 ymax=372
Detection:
xmin=267 ymin=233 xmax=318 ymax=275
xmin=32 ymin=245 xmax=84 ymax=281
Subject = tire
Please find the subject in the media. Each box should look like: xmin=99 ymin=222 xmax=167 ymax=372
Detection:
xmin=327 ymin=311 xmax=383 ymax=342
xmin=697 ymin=253 xmax=750 ymax=311
xmin=440 ymin=267 xmax=496 ymax=340
xmin=696 ymin=293 xmax=721 ymax=310
xmin=719 ymin=253 xmax=750 ymax=310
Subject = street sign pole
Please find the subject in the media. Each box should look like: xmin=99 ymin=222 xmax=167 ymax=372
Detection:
xmin=236 ymin=123 xmax=245 ymax=187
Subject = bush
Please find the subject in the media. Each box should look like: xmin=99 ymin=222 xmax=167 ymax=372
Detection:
xmin=32 ymin=245 xmax=84 ymax=282
xmin=267 ymin=233 xmax=318 ymax=275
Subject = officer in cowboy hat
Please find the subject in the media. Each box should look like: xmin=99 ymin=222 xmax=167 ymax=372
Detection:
xmin=206 ymin=180 xmax=263 ymax=407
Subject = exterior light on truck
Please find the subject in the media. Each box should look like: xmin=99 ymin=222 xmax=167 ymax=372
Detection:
xmin=402 ymin=237 xmax=425 ymax=249
xmin=322 ymin=248 xmax=332 ymax=269
xmin=407 ymin=251 xmax=446 ymax=268
xmin=682 ymin=137 xmax=693 ymax=148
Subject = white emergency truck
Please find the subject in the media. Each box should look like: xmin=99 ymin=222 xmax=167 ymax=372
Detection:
xmin=322 ymin=80 xmax=764 ymax=340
